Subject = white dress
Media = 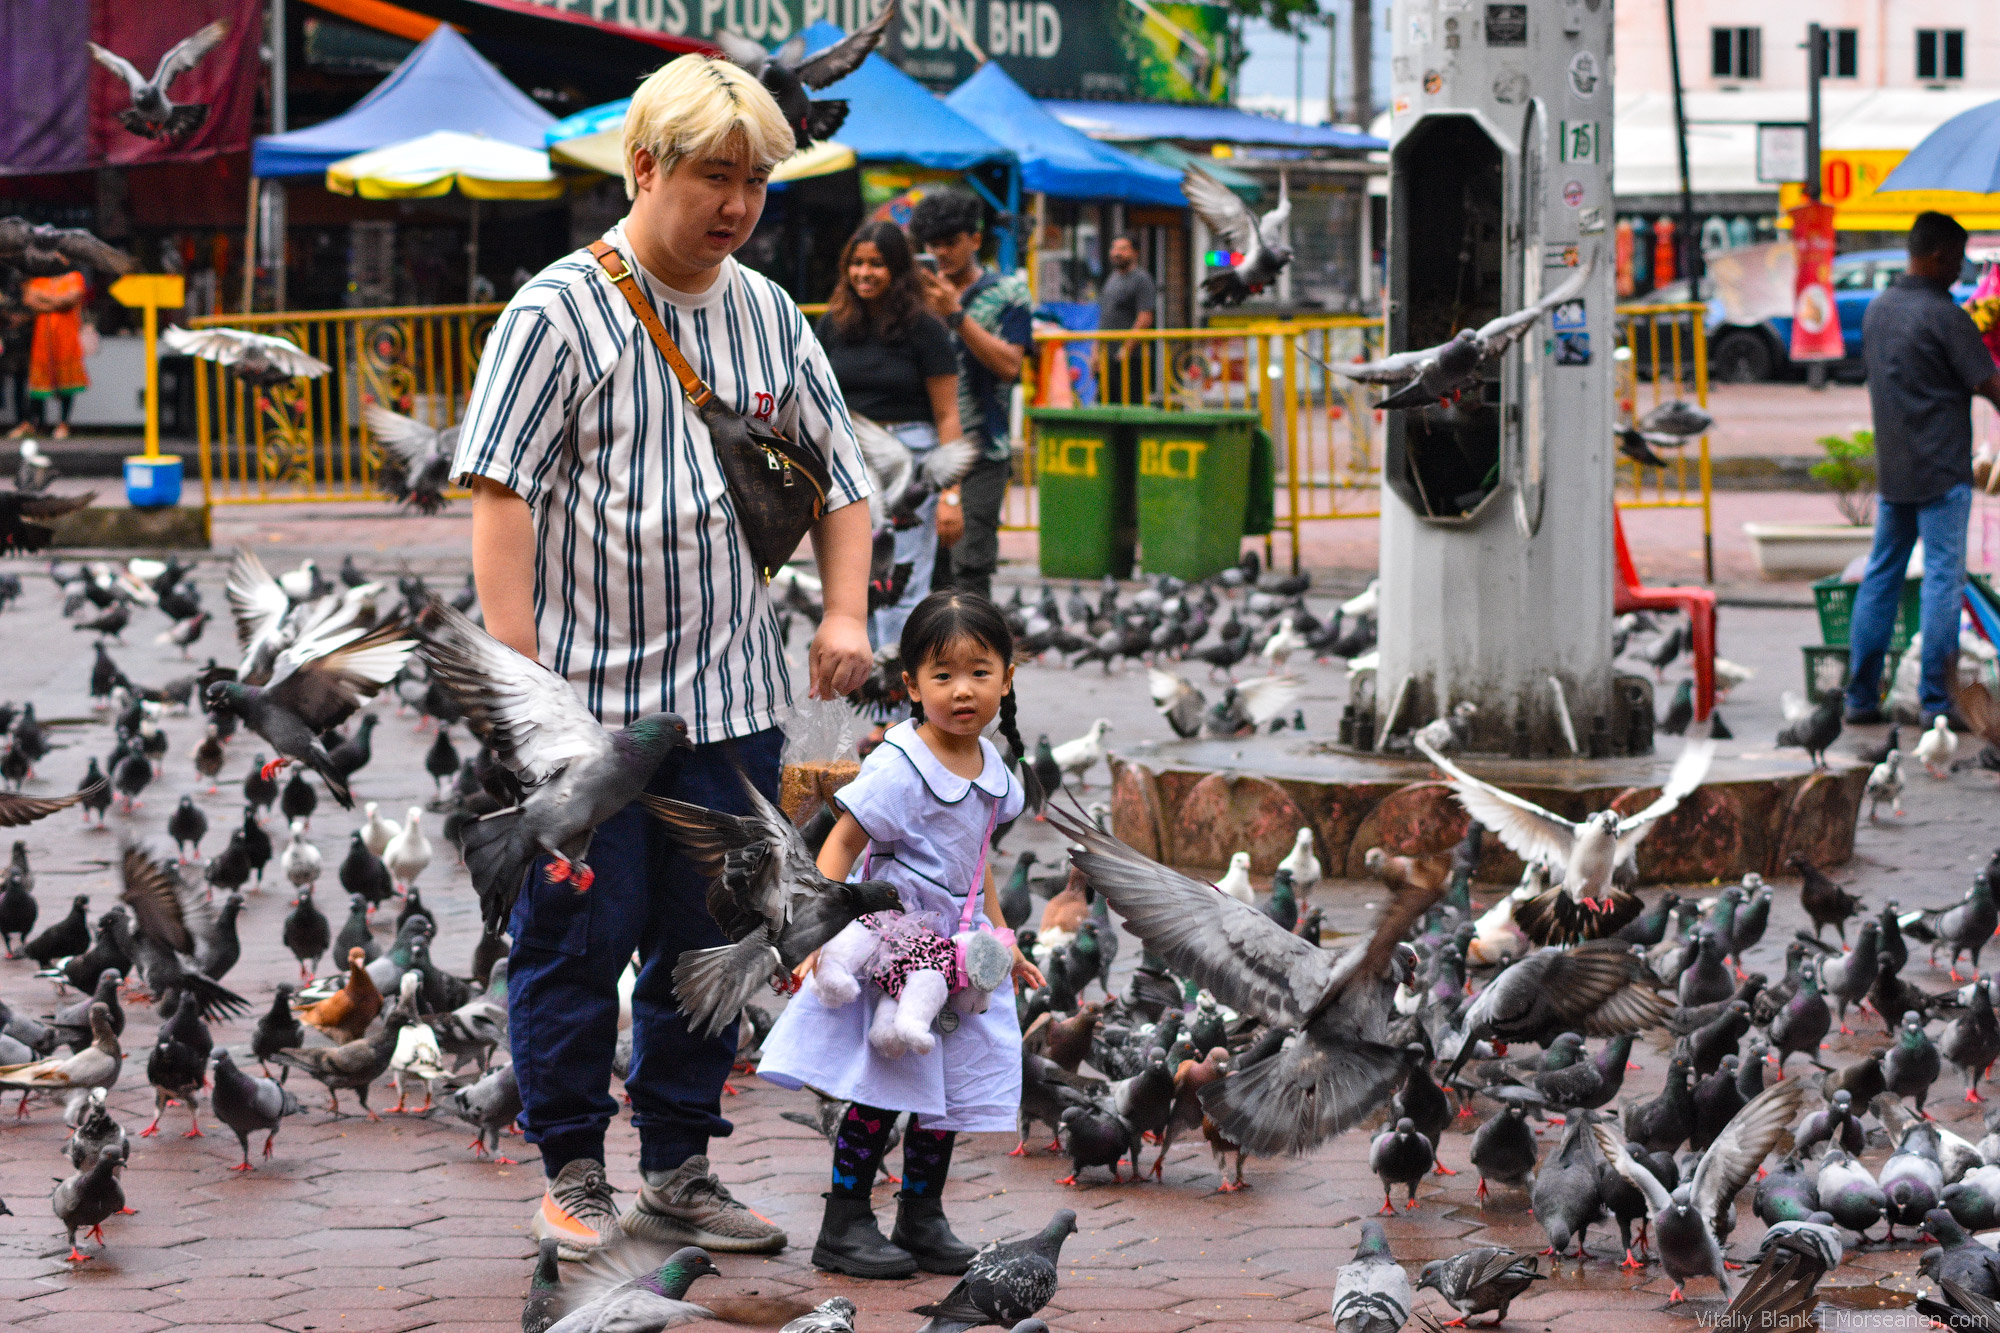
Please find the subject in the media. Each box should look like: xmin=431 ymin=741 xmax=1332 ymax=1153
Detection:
xmin=758 ymin=721 xmax=1024 ymax=1131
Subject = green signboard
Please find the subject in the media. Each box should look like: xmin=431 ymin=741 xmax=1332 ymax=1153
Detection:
xmin=514 ymin=0 xmax=1236 ymax=102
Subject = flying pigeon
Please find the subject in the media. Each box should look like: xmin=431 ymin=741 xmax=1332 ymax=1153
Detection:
xmin=1181 ymin=165 xmax=1291 ymax=306
xmin=1639 ymin=399 xmax=1715 ymax=441
xmin=1416 ymin=734 xmax=1713 ymax=943
xmin=713 ymin=2 xmax=899 ymax=152
xmin=89 ymin=20 xmax=231 ymax=142
xmin=162 ymin=326 xmax=331 ymax=387
xmin=0 ymin=490 xmax=94 ymax=556
xmin=361 ymin=402 xmax=455 ymax=515
xmin=1334 ymin=247 xmax=1597 ymax=409
xmin=0 ymin=219 xmax=134 ymax=278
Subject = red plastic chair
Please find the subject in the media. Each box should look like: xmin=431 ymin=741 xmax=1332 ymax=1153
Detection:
xmin=1613 ymin=506 xmax=1716 ymax=721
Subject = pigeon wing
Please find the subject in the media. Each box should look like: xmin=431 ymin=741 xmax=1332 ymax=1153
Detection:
xmin=13 ymin=492 xmax=93 ymax=521
xmin=1614 ymin=739 xmax=1715 ymax=858
xmin=712 ymin=30 xmax=772 ymax=73
xmin=119 ymin=845 xmax=204 ymax=956
xmin=42 ymin=228 xmax=135 ymax=275
xmin=1044 ymin=804 xmax=1334 ymax=1027
xmin=87 ymin=43 xmax=147 ymax=94
xmin=919 ymin=435 xmax=980 ymax=489
xmin=415 ymin=598 xmax=610 ymax=788
xmin=1471 ymin=246 xmax=1598 ymax=359
xmin=850 ymin=413 xmax=915 ymax=517
xmin=0 ymin=781 xmax=108 ymax=829
xmin=161 ymin=325 xmax=252 ymax=365
xmin=1256 ymin=174 xmax=1291 ymax=250
xmin=1956 ymin=680 xmax=2000 ymax=748
xmin=1414 ymin=736 xmax=1577 ymax=869
xmin=1236 ymin=674 xmax=1301 ymax=728
xmin=1181 ymin=166 xmax=1259 ymax=254
xmin=244 ymin=331 xmax=331 ymax=378
xmin=265 ymin=618 xmax=417 ymax=732
xmin=1327 ymin=346 xmax=1438 ymax=385
xmin=153 ymin=19 xmax=230 ymax=88
xmin=793 ymin=0 xmax=897 ymax=87
xmin=362 ymin=402 xmax=443 ymax=471
xmin=1588 ymin=1123 xmax=1672 ymax=1219
xmin=1690 ymin=1076 xmax=1805 ymax=1223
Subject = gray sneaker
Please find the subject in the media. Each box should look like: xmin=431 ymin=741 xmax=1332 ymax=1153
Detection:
xmin=532 ymin=1158 xmax=625 ymax=1261
xmin=622 ymin=1155 xmax=788 ymax=1254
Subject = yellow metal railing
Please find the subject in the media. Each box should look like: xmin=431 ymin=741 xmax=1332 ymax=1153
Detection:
xmin=190 ymin=303 xmax=503 ymax=505
xmin=1612 ymin=300 xmax=1714 ymax=579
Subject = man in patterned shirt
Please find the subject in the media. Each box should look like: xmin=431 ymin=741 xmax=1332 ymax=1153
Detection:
xmin=910 ymin=189 xmax=1032 ymax=600
xmin=452 ymin=56 xmax=873 ymax=1261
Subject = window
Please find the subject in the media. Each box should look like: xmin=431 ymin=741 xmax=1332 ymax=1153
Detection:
xmin=1917 ymin=29 xmax=1965 ymax=80
xmin=1818 ymin=28 xmax=1858 ymax=77
xmin=1711 ymin=27 xmax=1761 ymax=80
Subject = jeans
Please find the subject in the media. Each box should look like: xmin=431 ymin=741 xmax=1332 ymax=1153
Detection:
xmin=870 ymin=420 xmax=941 ymax=650
xmin=942 ymin=452 xmax=1012 ymax=601
xmin=507 ymin=727 xmax=785 ymax=1178
xmin=1844 ymin=483 xmax=1972 ymax=719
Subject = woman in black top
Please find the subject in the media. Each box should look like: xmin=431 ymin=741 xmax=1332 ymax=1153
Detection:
xmin=817 ymin=221 xmax=964 ymax=645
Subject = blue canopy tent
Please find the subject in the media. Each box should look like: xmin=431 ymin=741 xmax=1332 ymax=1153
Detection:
xmin=1878 ymin=98 xmax=2000 ymax=193
xmin=253 ymin=25 xmax=554 ymax=178
xmin=944 ymin=63 xmax=1184 ymax=208
xmin=1040 ymin=100 xmax=1384 ymax=151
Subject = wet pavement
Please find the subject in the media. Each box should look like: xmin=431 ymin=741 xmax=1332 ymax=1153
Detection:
xmin=0 ymin=535 xmax=1979 ymax=1333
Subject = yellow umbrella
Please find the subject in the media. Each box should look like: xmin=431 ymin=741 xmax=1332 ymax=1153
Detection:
xmin=548 ymin=124 xmax=857 ymax=184
xmin=327 ymin=131 xmax=565 ymax=301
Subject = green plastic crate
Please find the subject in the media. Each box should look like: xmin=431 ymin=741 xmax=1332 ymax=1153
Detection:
xmin=1801 ymin=645 xmax=1850 ymax=704
xmin=1812 ymin=576 xmax=1920 ymax=651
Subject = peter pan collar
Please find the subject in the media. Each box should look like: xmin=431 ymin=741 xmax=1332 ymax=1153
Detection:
xmin=884 ymin=720 xmax=1014 ymax=803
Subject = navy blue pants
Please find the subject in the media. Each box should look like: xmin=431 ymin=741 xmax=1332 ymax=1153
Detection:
xmin=507 ymin=728 xmax=784 ymax=1178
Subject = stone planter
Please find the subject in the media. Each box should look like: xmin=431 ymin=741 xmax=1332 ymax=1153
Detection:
xmin=1743 ymin=521 xmax=1874 ymax=579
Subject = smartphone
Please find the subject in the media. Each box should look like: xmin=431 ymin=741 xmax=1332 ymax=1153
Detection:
xmin=917 ymin=254 xmax=938 ymax=273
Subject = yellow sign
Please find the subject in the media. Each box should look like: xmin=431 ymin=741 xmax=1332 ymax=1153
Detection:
xmin=1038 ymin=435 xmax=1102 ymax=479
xmin=108 ymin=273 xmax=184 ymax=459
xmin=1778 ymin=149 xmax=2000 ymax=231
xmin=1140 ymin=437 xmax=1206 ymax=480
xmin=109 ymin=273 xmax=185 ymax=309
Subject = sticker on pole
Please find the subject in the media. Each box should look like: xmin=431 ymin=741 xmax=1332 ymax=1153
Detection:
xmin=1562 ymin=180 xmax=1585 ymax=208
xmin=1555 ymin=333 xmax=1591 ymax=365
xmin=1551 ymin=300 xmax=1586 ymax=332
xmin=1567 ymin=50 xmax=1600 ymax=100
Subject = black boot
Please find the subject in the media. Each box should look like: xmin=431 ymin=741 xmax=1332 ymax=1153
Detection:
xmin=891 ymin=1191 xmax=977 ymax=1275
xmin=811 ymin=1193 xmax=917 ymax=1278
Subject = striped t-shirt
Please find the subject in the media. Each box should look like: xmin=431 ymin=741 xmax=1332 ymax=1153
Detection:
xmin=452 ymin=221 xmax=871 ymax=742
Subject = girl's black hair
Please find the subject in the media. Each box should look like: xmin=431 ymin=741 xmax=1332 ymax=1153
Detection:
xmin=899 ymin=588 xmax=1026 ymax=764
xmin=824 ymin=220 xmax=926 ymax=342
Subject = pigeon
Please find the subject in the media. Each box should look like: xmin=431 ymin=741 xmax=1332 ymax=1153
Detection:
xmin=911 ymin=1209 xmax=1075 ymax=1333
xmin=446 ymin=1061 xmax=521 ymax=1162
xmin=1444 ymin=941 xmax=1668 ymax=1082
xmin=642 ymin=775 xmax=902 ymax=1039
xmin=414 ymin=597 xmax=693 ymax=928
xmin=252 ymin=984 xmax=305 ymax=1078
xmin=0 ymin=218 xmax=134 ymax=278
xmin=1617 ymin=427 xmax=1669 ymax=469
xmin=1880 ymin=1122 xmax=1945 ymax=1234
xmin=88 ymin=20 xmax=230 ymax=141
xmin=714 ymin=3 xmax=899 ymax=152
xmin=1591 ymin=1077 xmax=1806 ymax=1302
xmin=1414 ymin=1247 xmax=1544 ymax=1326
xmin=1753 ymin=1154 xmax=1823 ymax=1225
xmin=1776 ymin=692 xmax=1843 ymax=769
xmin=1277 ymin=827 xmax=1322 ymax=897
xmin=1336 ymin=249 xmax=1596 ymax=409
xmin=22 ymin=893 xmax=88 ymax=972
xmin=362 ymin=402 xmax=455 ymax=515
xmin=325 ymin=714 xmax=378 ymax=785
xmin=203 ymin=617 xmax=416 ymax=808
xmin=1470 ymin=1100 xmax=1538 ymax=1204
xmin=523 ymin=1238 xmax=564 ymax=1333
xmin=1917 ymin=714 xmax=1960 ymax=778
xmin=1213 ymin=852 xmax=1254 ymax=905
xmin=1868 ymin=750 xmax=1907 ymax=817
xmin=1885 ymin=1011 xmax=1943 ymax=1114
xmin=1047 ymin=802 xmax=1446 ymax=1156
xmin=51 ymin=1140 xmax=126 ymax=1263
xmin=1819 ymin=920 xmax=1881 ymax=1033
xmin=1532 ymin=1113 xmax=1605 ymax=1259
xmin=1417 ymin=735 xmax=1713 ymax=943
xmin=161 ymin=326 xmax=331 ymax=386
xmin=1922 ymin=1207 xmax=2000 ymax=1298
xmin=1795 ymin=1090 xmax=1865 ymax=1158
xmin=1639 ymin=399 xmax=1715 ymax=440
xmin=1147 ymin=669 xmax=1205 ymax=739
xmin=282 ymin=885 xmax=330 ymax=981
xmin=1054 ymin=1100 xmax=1138 ymax=1184
xmin=1905 ymin=873 xmax=2000 ymax=981
xmin=1770 ymin=967 xmax=1832 ymax=1075
xmin=1370 ymin=1116 xmax=1435 ymax=1214
xmin=780 ymin=1297 xmax=857 ymax=1333
xmin=332 ymin=894 xmax=377 ymax=967
xmin=1792 ymin=854 xmax=1863 ymax=942
xmin=62 ymin=1088 xmax=125 ymax=1171
xmin=270 ymin=1005 xmax=409 ymax=1120
xmin=166 ymin=796 xmax=208 ymax=863
xmin=1181 ymin=165 xmax=1292 ymax=306
xmin=383 ymin=808 xmax=430 ymax=891
xmin=1330 ymin=1221 xmax=1413 ymax=1333
xmin=1817 ymin=1147 xmax=1887 ymax=1239
xmin=1943 ymin=978 xmax=2000 ymax=1101
xmin=543 ymin=1244 xmax=723 ymax=1333
xmin=142 ymin=990 xmax=210 ymax=1138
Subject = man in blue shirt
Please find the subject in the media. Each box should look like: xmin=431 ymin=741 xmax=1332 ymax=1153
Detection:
xmin=910 ymin=189 xmax=1033 ymax=600
xmin=1845 ymin=211 xmax=2000 ymax=727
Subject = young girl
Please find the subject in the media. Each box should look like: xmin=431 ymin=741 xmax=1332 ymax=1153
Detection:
xmin=759 ymin=590 xmax=1044 ymax=1279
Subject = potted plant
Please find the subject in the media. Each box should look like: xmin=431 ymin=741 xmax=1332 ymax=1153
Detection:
xmin=1744 ymin=428 xmax=1878 ymax=578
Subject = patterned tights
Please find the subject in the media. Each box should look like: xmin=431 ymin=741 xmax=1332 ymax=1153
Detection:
xmin=830 ymin=1103 xmax=956 ymax=1198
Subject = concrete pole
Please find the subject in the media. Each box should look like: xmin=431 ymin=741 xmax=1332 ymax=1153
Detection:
xmin=270 ymin=0 xmax=288 ymax=311
xmin=1350 ymin=0 xmax=1372 ymax=126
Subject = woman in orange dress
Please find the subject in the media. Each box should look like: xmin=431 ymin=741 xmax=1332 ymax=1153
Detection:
xmin=12 ymin=269 xmax=89 ymax=440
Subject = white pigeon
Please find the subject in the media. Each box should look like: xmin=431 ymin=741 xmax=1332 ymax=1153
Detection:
xmin=1866 ymin=751 xmax=1905 ymax=819
xmin=383 ymin=807 xmax=431 ymax=891
xmin=360 ymin=802 xmax=398 ymax=858
xmin=1417 ymin=735 xmax=1715 ymax=942
xmin=16 ymin=439 xmax=52 ymax=492
xmin=1260 ymin=615 xmax=1307 ymax=666
xmin=387 ymin=974 xmax=448 ymax=1114
xmin=1915 ymin=715 xmax=1957 ymax=779
xmin=1714 ymin=658 xmax=1755 ymax=696
xmin=281 ymin=818 xmax=321 ymax=889
xmin=1051 ymin=718 xmax=1113 ymax=787
xmin=1340 ymin=579 xmax=1380 ymax=620
xmin=275 ymin=558 xmax=321 ymax=602
xmin=1276 ymin=827 xmax=1321 ymax=896
xmin=161 ymin=325 xmax=331 ymax=385
xmin=1214 ymin=850 xmax=1255 ymax=905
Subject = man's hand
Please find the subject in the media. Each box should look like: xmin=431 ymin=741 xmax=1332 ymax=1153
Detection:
xmin=809 ymin=611 xmax=872 ymax=700
xmin=919 ymin=268 xmax=962 ymax=322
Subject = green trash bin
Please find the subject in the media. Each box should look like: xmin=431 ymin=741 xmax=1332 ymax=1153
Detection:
xmin=1133 ymin=409 xmax=1261 ymax=581
xmin=1025 ymin=407 xmax=1137 ymax=580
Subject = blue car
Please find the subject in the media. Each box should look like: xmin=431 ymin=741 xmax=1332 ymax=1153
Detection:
xmin=1706 ymin=248 xmax=1978 ymax=383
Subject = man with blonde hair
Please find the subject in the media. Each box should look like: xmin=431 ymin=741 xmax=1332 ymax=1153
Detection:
xmin=452 ymin=54 xmax=873 ymax=1260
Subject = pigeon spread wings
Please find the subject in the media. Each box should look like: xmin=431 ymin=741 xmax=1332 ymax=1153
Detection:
xmin=1689 ymin=1077 xmax=1804 ymax=1224
xmin=1471 ymin=245 xmax=1597 ymax=356
xmin=153 ymin=20 xmax=230 ymax=88
xmin=362 ymin=403 xmax=452 ymax=470
xmin=1181 ymin=167 xmax=1260 ymax=255
xmin=162 ymin=327 xmax=330 ymax=378
xmin=86 ymin=44 xmax=148 ymax=93
xmin=794 ymin=1 xmax=897 ymax=87
xmin=264 ymin=619 xmax=416 ymax=732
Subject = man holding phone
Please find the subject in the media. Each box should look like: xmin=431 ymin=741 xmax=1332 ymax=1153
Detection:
xmin=909 ymin=189 xmax=1032 ymax=600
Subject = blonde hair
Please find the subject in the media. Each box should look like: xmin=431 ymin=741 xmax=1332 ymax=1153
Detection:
xmin=622 ymin=56 xmax=795 ymax=198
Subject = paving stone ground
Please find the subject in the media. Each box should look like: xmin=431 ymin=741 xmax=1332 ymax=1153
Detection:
xmin=0 ymin=534 xmax=1977 ymax=1332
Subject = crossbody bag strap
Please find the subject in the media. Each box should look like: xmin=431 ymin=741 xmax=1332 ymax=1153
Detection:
xmin=589 ymin=240 xmax=714 ymax=411
xmin=958 ymin=793 xmax=1005 ymax=933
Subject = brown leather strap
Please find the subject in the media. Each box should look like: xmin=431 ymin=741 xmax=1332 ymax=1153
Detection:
xmin=589 ymin=239 xmax=714 ymax=410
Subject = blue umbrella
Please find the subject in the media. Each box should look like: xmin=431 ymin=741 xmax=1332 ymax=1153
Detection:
xmin=1878 ymin=98 xmax=2000 ymax=194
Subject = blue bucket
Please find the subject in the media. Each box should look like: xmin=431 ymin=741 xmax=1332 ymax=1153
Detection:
xmin=124 ymin=455 xmax=183 ymax=508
